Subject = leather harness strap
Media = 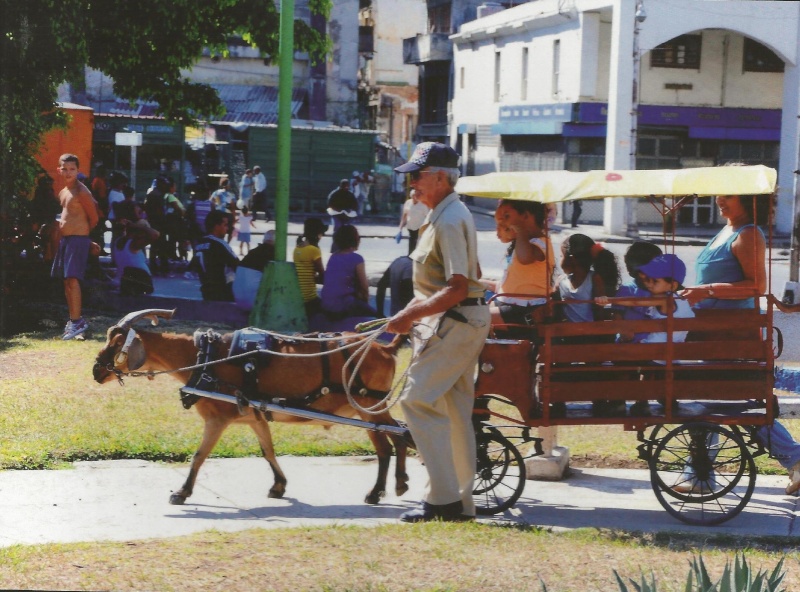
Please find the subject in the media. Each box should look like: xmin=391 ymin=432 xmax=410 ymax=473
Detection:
xmin=179 ymin=331 xmax=391 ymax=413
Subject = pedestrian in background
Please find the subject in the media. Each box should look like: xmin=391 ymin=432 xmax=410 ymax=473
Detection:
xmin=398 ymin=189 xmax=429 ymax=254
xmin=252 ymin=165 xmax=269 ymax=221
xmin=210 ymin=177 xmax=236 ymax=243
xmin=327 ymin=178 xmax=359 ymax=252
xmin=194 ymin=210 xmax=238 ymax=301
xmin=239 ymin=168 xmax=254 ymax=209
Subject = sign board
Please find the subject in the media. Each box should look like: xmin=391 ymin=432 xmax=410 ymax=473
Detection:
xmin=115 ymin=132 xmax=143 ymax=147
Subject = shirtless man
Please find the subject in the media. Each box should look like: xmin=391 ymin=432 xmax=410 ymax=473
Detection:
xmin=51 ymin=153 xmax=99 ymax=340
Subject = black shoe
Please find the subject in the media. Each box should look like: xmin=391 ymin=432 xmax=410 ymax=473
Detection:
xmin=630 ymin=401 xmax=652 ymax=417
xmin=399 ymin=501 xmax=474 ymax=523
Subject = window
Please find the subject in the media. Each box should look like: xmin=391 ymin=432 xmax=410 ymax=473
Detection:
xmin=521 ymin=47 xmax=529 ymax=100
xmin=650 ymin=34 xmax=702 ymax=69
xmin=743 ymin=38 xmax=784 ymax=73
xmin=459 ymin=66 xmax=465 ymax=89
xmin=494 ymin=50 xmax=502 ymax=102
xmin=552 ymin=40 xmax=561 ymax=97
xmin=428 ymin=3 xmax=451 ymax=34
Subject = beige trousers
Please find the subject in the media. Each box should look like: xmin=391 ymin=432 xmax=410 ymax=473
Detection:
xmin=400 ymin=306 xmax=491 ymax=515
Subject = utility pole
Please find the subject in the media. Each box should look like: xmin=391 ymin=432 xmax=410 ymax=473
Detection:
xmin=626 ymin=0 xmax=646 ymax=238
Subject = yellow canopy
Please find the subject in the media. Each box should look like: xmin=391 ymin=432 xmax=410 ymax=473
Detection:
xmin=454 ymin=165 xmax=777 ymax=203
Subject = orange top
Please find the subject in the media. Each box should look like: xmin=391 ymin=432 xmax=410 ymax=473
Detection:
xmin=496 ymin=236 xmax=554 ymax=305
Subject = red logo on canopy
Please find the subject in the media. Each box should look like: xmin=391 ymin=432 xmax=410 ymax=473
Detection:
xmin=605 ymin=173 xmax=623 ymax=181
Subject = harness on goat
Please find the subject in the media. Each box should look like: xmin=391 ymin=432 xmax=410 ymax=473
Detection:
xmin=180 ymin=327 xmax=387 ymax=414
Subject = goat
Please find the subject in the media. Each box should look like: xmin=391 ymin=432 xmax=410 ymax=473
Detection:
xmin=93 ymin=309 xmax=410 ymax=506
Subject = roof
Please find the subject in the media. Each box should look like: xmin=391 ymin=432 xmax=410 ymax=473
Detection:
xmin=83 ymin=84 xmax=306 ymax=125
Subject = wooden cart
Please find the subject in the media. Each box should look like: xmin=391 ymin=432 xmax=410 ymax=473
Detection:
xmin=461 ymin=165 xmax=784 ymax=525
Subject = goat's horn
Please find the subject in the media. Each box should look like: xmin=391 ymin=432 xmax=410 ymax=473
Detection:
xmin=116 ymin=309 xmax=176 ymax=330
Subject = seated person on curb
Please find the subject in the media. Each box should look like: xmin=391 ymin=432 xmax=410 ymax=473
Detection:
xmin=233 ymin=230 xmax=276 ymax=311
xmin=556 ymin=234 xmax=621 ymax=417
xmin=597 ymin=253 xmax=694 ymax=417
xmin=193 ymin=210 xmax=238 ymax=301
xmin=482 ymin=199 xmax=554 ymax=336
xmin=113 ymin=219 xmax=160 ymax=296
xmin=293 ymin=217 xmax=327 ymax=318
xmin=320 ymin=225 xmax=378 ymax=320
xmin=376 ymin=255 xmax=413 ymax=318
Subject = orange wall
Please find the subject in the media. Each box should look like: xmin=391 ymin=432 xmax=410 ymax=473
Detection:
xmin=35 ymin=107 xmax=94 ymax=178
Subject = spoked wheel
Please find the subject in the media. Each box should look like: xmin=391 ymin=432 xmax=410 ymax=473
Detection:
xmin=473 ymin=428 xmax=527 ymax=515
xmin=649 ymin=422 xmax=756 ymax=526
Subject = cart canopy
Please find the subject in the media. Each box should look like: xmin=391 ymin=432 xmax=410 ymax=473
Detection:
xmin=454 ymin=165 xmax=776 ymax=203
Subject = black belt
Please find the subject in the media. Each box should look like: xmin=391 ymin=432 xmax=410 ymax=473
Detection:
xmin=458 ymin=297 xmax=486 ymax=307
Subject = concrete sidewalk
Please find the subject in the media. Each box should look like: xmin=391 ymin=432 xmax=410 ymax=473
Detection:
xmin=0 ymin=456 xmax=798 ymax=547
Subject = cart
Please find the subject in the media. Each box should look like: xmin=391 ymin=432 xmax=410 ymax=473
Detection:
xmin=461 ymin=164 xmax=785 ymax=525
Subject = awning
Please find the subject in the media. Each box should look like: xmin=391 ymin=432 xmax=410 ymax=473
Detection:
xmin=562 ymin=123 xmax=607 ymax=138
xmin=689 ymin=126 xmax=780 ymax=142
xmin=490 ymin=121 xmax=563 ymax=135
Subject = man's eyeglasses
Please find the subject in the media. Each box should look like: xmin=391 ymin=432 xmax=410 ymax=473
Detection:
xmin=409 ymin=169 xmax=438 ymax=181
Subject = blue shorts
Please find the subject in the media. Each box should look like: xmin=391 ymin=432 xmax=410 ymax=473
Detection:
xmin=238 ymin=232 xmax=251 ymax=244
xmin=51 ymin=235 xmax=91 ymax=280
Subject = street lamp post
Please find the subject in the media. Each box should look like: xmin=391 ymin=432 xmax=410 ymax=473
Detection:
xmin=626 ymin=0 xmax=646 ymax=237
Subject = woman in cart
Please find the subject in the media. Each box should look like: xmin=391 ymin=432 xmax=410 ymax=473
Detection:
xmin=679 ymin=186 xmax=800 ymax=495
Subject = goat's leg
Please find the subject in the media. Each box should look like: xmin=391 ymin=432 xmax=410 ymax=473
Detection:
xmin=364 ymin=430 xmax=392 ymax=504
xmin=170 ymin=418 xmax=228 ymax=505
xmin=250 ymin=417 xmax=288 ymax=499
xmin=389 ymin=432 xmax=410 ymax=497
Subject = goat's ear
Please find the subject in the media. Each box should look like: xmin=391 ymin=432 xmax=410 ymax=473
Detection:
xmin=126 ymin=336 xmax=146 ymax=371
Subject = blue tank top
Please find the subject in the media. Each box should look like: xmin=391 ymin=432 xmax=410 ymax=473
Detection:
xmin=694 ymin=224 xmax=761 ymax=309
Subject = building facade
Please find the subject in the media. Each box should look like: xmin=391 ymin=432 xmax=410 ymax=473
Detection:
xmin=449 ymin=0 xmax=800 ymax=233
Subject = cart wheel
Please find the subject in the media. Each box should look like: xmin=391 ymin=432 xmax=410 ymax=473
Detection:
xmin=473 ymin=429 xmax=526 ymax=515
xmin=649 ymin=422 xmax=756 ymax=526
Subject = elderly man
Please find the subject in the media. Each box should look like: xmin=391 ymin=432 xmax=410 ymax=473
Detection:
xmin=387 ymin=142 xmax=490 ymax=523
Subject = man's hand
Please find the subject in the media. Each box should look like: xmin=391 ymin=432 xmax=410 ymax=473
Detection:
xmin=386 ymin=310 xmax=415 ymax=335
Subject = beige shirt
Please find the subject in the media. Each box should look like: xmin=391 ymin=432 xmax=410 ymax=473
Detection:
xmin=410 ymin=192 xmax=484 ymax=300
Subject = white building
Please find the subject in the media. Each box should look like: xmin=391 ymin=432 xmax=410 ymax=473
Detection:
xmin=450 ymin=0 xmax=800 ymax=234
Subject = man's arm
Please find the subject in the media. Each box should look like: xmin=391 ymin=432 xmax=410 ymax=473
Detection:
xmin=386 ymin=274 xmax=469 ymax=334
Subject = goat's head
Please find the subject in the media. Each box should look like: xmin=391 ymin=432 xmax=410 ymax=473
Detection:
xmin=93 ymin=309 xmax=176 ymax=384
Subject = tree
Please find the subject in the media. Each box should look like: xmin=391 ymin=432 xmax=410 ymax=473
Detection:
xmin=0 ymin=0 xmax=331 ymax=203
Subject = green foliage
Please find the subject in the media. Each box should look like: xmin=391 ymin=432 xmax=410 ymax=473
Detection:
xmin=0 ymin=0 xmax=331 ymax=203
xmin=615 ymin=553 xmax=787 ymax=592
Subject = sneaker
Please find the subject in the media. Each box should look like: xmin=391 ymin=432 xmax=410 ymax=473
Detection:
xmin=785 ymin=461 xmax=800 ymax=495
xmin=62 ymin=318 xmax=89 ymax=340
xmin=671 ymin=468 xmax=715 ymax=494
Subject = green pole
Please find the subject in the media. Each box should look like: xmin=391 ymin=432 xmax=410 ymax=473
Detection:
xmin=249 ymin=0 xmax=307 ymax=332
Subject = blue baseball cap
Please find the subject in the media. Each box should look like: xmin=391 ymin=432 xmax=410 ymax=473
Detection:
xmin=394 ymin=142 xmax=460 ymax=173
xmin=638 ymin=254 xmax=686 ymax=284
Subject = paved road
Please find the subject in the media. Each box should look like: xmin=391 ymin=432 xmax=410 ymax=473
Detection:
xmin=1 ymin=456 xmax=798 ymax=547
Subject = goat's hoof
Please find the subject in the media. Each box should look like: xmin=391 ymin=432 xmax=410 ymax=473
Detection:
xmin=364 ymin=490 xmax=386 ymax=505
xmin=169 ymin=493 xmax=187 ymax=505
